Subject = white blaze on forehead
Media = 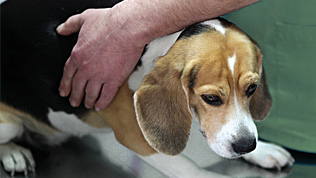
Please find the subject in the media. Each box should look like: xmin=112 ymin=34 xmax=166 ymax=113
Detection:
xmin=202 ymin=19 xmax=226 ymax=35
xmin=228 ymin=53 xmax=240 ymax=114
xmin=207 ymin=53 xmax=259 ymax=158
xmin=228 ymin=53 xmax=236 ymax=75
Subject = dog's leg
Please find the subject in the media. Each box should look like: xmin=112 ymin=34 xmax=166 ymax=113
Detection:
xmin=0 ymin=123 xmax=35 ymax=176
xmin=0 ymin=142 xmax=36 ymax=176
xmin=0 ymin=104 xmax=36 ymax=176
xmin=242 ymin=140 xmax=295 ymax=170
xmin=140 ymin=153 xmax=228 ymax=178
xmin=98 ymin=82 xmax=226 ymax=177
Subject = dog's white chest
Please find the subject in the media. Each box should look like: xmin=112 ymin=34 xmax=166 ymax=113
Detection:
xmin=47 ymin=108 xmax=107 ymax=137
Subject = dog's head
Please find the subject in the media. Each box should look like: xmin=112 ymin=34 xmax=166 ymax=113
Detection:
xmin=134 ymin=18 xmax=272 ymax=158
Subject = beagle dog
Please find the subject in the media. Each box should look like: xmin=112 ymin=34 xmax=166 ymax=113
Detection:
xmin=1 ymin=0 xmax=294 ymax=177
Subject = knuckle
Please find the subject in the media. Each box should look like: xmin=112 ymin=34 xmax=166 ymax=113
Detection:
xmin=63 ymin=61 xmax=71 ymax=72
xmin=62 ymin=68 xmax=73 ymax=80
xmin=70 ymin=47 xmax=80 ymax=60
xmin=85 ymin=88 xmax=94 ymax=96
xmin=85 ymin=91 xmax=97 ymax=101
xmin=82 ymin=9 xmax=94 ymax=17
xmin=72 ymin=75 xmax=80 ymax=84
xmin=64 ymin=15 xmax=77 ymax=27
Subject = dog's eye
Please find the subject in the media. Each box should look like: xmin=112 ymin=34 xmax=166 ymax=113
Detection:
xmin=201 ymin=94 xmax=223 ymax=106
xmin=246 ymin=84 xmax=258 ymax=97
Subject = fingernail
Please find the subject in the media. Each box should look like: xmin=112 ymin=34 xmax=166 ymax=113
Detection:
xmin=85 ymin=103 xmax=92 ymax=109
xmin=59 ymin=90 xmax=66 ymax=97
xmin=56 ymin=23 xmax=64 ymax=32
xmin=70 ymin=100 xmax=78 ymax=107
xmin=95 ymin=107 xmax=101 ymax=112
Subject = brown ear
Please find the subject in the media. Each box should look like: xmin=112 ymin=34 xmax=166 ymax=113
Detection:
xmin=250 ymin=46 xmax=272 ymax=121
xmin=134 ymin=54 xmax=193 ymax=156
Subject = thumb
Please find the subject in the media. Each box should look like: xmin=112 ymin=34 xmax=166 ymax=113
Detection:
xmin=56 ymin=14 xmax=84 ymax=36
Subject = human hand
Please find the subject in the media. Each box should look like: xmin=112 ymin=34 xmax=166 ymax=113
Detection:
xmin=57 ymin=8 xmax=145 ymax=111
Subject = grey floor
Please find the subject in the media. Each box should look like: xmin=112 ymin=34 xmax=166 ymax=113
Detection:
xmin=1 ymin=120 xmax=316 ymax=178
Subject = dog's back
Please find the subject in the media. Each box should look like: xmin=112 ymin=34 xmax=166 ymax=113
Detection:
xmin=1 ymin=1 xmax=295 ymax=176
xmin=1 ymin=0 xmax=154 ymax=174
xmin=1 ymin=0 xmax=122 ymax=123
xmin=1 ymin=2 xmax=155 ymax=174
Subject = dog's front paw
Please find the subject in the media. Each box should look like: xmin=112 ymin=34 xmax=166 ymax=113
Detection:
xmin=0 ymin=142 xmax=35 ymax=176
xmin=242 ymin=141 xmax=294 ymax=170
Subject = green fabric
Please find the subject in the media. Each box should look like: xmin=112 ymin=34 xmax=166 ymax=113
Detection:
xmin=227 ymin=0 xmax=316 ymax=153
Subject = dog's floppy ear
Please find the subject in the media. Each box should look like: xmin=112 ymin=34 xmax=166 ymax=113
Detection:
xmin=250 ymin=46 xmax=272 ymax=121
xmin=134 ymin=51 xmax=193 ymax=156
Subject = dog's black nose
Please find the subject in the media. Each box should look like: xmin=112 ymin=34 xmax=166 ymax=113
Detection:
xmin=232 ymin=138 xmax=256 ymax=154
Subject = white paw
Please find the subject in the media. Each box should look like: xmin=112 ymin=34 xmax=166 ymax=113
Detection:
xmin=242 ymin=141 xmax=294 ymax=170
xmin=0 ymin=142 xmax=35 ymax=176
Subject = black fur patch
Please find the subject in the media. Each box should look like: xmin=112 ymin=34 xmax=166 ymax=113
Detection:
xmin=178 ymin=24 xmax=211 ymax=40
xmin=1 ymin=0 xmax=123 ymax=124
xmin=134 ymin=44 xmax=148 ymax=71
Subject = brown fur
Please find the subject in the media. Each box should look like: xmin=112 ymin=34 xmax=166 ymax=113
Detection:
xmin=135 ymin=21 xmax=272 ymax=155
xmin=97 ymin=81 xmax=156 ymax=156
xmin=1 ymin=19 xmax=272 ymax=157
xmin=134 ymin=43 xmax=193 ymax=155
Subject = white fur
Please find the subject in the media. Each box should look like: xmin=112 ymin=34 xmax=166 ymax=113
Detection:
xmin=242 ymin=141 xmax=295 ymax=170
xmin=0 ymin=142 xmax=35 ymax=176
xmin=208 ymin=53 xmax=258 ymax=158
xmin=43 ymin=130 xmax=71 ymax=146
xmin=228 ymin=53 xmax=236 ymax=75
xmin=0 ymin=123 xmax=23 ymax=144
xmin=208 ymin=113 xmax=258 ymax=158
xmin=140 ymin=153 xmax=227 ymax=178
xmin=47 ymin=108 xmax=108 ymax=137
xmin=229 ymin=53 xmax=258 ymax=143
xmin=128 ymin=31 xmax=183 ymax=92
xmin=202 ymin=19 xmax=226 ymax=35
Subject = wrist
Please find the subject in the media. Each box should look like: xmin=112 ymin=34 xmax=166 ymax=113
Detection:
xmin=110 ymin=1 xmax=157 ymax=47
xmin=109 ymin=0 xmax=259 ymax=47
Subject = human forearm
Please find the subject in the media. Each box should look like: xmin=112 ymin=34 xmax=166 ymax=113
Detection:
xmin=111 ymin=0 xmax=259 ymax=45
xmin=57 ymin=0 xmax=258 ymax=110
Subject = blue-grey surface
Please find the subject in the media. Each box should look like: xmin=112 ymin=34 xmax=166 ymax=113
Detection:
xmin=1 ymin=125 xmax=315 ymax=178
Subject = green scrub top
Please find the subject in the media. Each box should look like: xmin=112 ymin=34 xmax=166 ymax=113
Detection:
xmin=227 ymin=0 xmax=316 ymax=153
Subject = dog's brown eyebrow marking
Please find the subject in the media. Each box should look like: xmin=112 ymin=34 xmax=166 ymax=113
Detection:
xmin=188 ymin=65 xmax=199 ymax=89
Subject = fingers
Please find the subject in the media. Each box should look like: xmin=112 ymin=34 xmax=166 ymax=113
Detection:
xmin=59 ymin=57 xmax=117 ymax=110
xmin=69 ymin=70 xmax=88 ymax=107
xmin=84 ymin=80 xmax=103 ymax=109
xmin=94 ymin=84 xmax=119 ymax=111
xmin=56 ymin=13 xmax=85 ymax=36
xmin=59 ymin=58 xmax=78 ymax=97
